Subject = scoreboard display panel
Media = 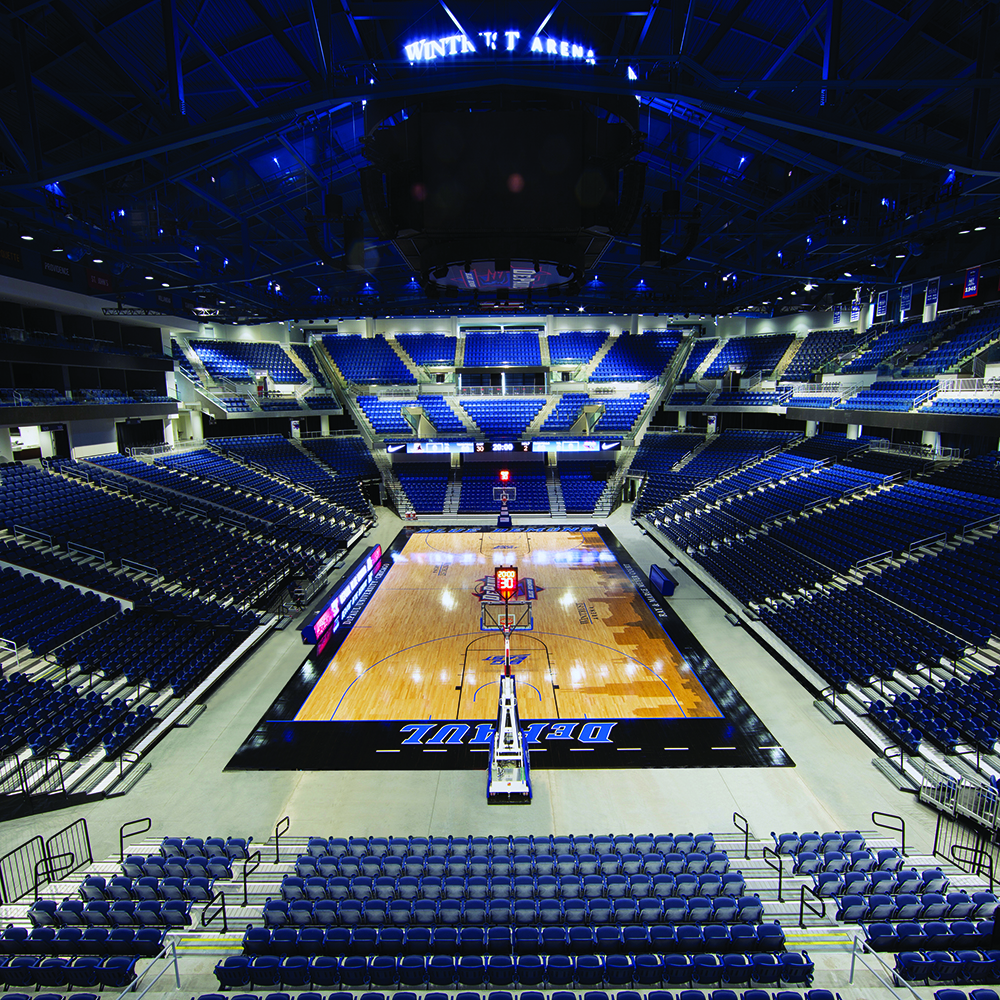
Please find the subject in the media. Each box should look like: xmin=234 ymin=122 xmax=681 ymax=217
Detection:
xmin=495 ymin=567 xmax=519 ymax=601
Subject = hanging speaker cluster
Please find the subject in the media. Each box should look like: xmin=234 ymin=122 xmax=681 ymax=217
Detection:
xmin=359 ymin=88 xmax=645 ymax=297
xmin=305 ymin=201 xmax=366 ymax=272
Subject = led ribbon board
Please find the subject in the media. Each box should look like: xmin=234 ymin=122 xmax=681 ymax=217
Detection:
xmin=404 ymin=30 xmax=595 ymax=64
xmin=302 ymin=544 xmax=383 ymax=644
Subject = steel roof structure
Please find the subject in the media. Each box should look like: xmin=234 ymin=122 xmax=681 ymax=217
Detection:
xmin=1 ymin=0 xmax=998 ymax=322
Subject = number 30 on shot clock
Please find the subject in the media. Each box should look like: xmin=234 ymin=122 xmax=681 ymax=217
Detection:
xmin=495 ymin=567 xmax=519 ymax=601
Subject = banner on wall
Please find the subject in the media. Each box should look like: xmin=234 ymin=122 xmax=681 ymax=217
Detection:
xmin=850 ymin=300 xmax=861 ymax=322
xmin=42 ymin=257 xmax=72 ymax=282
xmin=0 ymin=244 xmax=23 ymax=269
xmin=964 ymin=266 xmax=980 ymax=299
xmin=876 ymin=291 xmax=888 ymax=317
xmin=86 ymin=268 xmax=113 ymax=292
xmin=901 ymin=284 xmax=912 ymax=313
xmin=925 ymin=276 xmax=939 ymax=306
xmin=833 ymin=303 xmax=842 ymax=325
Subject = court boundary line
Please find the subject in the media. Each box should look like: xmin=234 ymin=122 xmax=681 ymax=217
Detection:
xmin=229 ymin=525 xmax=793 ymax=771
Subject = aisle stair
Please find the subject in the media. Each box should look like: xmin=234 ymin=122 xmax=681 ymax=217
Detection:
xmin=386 ymin=338 xmax=427 ymax=383
xmin=772 ymin=339 xmax=805 ymax=380
xmin=443 ymin=473 xmax=461 ymax=515
xmin=578 ymin=332 xmax=619 ymax=379
xmin=526 ymin=396 xmax=560 ymax=434
xmin=547 ymin=467 xmax=566 ymax=518
xmin=692 ymin=340 xmax=725 ymax=380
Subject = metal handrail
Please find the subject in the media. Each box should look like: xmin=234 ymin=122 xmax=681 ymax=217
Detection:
xmin=33 ymin=850 xmax=75 ymax=901
xmin=848 ymin=935 xmax=922 ymax=998
xmin=120 ymin=817 xmax=152 ymax=863
xmin=762 ymin=846 xmax=784 ymax=902
xmin=951 ymin=842 xmax=996 ymax=891
xmin=274 ymin=815 xmax=290 ymax=863
xmin=202 ymin=889 xmax=228 ymax=933
xmin=798 ymin=884 xmax=826 ymax=928
xmin=114 ymin=939 xmax=180 ymax=1000
xmin=872 ymin=810 xmax=907 ymax=855
xmin=732 ymin=812 xmax=750 ymax=860
xmin=243 ymin=850 xmax=262 ymax=907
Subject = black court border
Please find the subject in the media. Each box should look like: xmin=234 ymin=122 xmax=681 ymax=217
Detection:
xmin=227 ymin=526 xmax=792 ymax=771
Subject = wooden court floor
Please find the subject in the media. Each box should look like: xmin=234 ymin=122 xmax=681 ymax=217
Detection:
xmin=295 ymin=530 xmax=722 ymax=723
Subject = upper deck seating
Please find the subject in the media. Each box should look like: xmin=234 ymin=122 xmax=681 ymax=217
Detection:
xmin=323 ymin=336 xmax=416 ymax=384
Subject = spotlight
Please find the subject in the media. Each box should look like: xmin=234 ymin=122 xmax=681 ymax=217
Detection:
xmin=92 ymin=257 xmax=103 ymax=264
xmin=19 ymin=231 xmax=33 ymax=241
xmin=144 ymin=274 xmax=154 ymax=280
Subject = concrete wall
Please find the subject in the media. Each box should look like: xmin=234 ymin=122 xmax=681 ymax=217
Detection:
xmin=196 ymin=322 xmax=290 ymax=343
xmin=68 ymin=418 xmax=117 ymax=459
xmin=716 ymin=310 xmax=837 ymax=339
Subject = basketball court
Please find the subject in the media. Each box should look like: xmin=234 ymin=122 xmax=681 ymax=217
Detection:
xmin=229 ymin=527 xmax=791 ymax=770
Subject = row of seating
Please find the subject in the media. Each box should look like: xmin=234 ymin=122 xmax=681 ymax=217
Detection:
xmin=242 ymin=922 xmax=787 ymax=957
xmin=769 ymin=830 xmax=867 ymax=857
xmin=197 ymin=989 xmax=838 ymax=1000
xmin=297 ymin=836 xmax=723 ymax=860
xmin=0 ymin=956 xmax=136 ymax=990
xmin=295 ymin=852 xmax=732 ymax=878
xmin=122 ymin=853 xmax=234 ymax=879
xmin=262 ymin=896 xmax=766 ymax=927
xmin=283 ymin=872 xmax=747 ymax=903
xmin=0 ymin=926 xmax=164 ymax=956
xmin=809 ymin=864 xmax=952 ymax=894
xmin=830 ymin=890 xmax=988 ymax=922
xmin=80 ymin=874 xmax=214 ymax=901
xmin=28 ymin=899 xmax=190 ymax=928
xmin=835 ymin=893 xmax=996 ymax=923
xmin=863 ymin=919 xmax=996 ymax=952
xmin=215 ymin=951 xmax=814 ymax=990
xmin=155 ymin=835 xmax=253 ymax=859
xmin=894 ymin=949 xmax=1000 ymax=986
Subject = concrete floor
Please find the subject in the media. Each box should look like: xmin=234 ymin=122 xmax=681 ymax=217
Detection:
xmin=0 ymin=504 xmax=941 ymax=864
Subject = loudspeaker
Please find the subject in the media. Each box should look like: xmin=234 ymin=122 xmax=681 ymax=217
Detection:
xmin=610 ymin=161 xmax=646 ymax=235
xmin=662 ymin=189 xmax=680 ymax=214
xmin=640 ymin=208 xmax=661 ymax=265
xmin=344 ymin=215 xmax=365 ymax=270
xmin=359 ymin=166 xmax=395 ymax=240
xmin=325 ymin=190 xmax=343 ymax=220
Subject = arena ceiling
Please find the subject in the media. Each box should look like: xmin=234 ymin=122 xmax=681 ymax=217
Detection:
xmin=0 ymin=0 xmax=998 ymax=322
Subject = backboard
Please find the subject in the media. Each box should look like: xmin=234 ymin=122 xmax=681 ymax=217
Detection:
xmin=493 ymin=487 xmax=517 ymax=502
xmin=480 ymin=601 xmax=533 ymax=632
